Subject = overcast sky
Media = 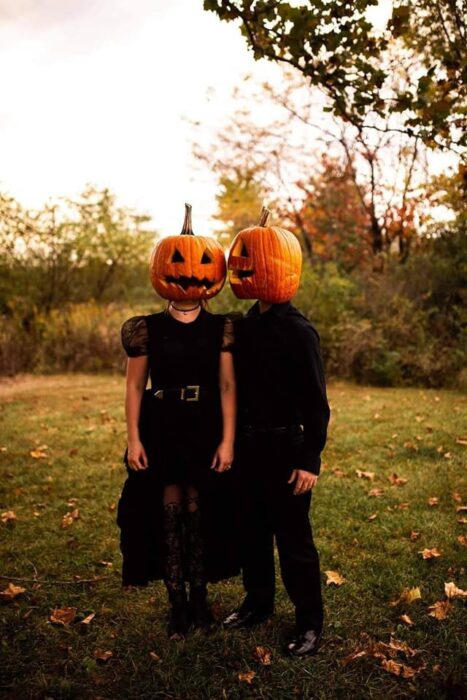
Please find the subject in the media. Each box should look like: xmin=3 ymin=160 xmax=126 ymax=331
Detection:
xmin=1 ymin=0 xmax=398 ymax=235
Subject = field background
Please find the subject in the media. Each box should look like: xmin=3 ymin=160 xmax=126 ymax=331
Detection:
xmin=1 ymin=375 xmax=466 ymax=700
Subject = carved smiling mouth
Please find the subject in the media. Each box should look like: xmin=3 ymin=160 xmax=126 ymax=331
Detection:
xmin=165 ymin=275 xmax=215 ymax=290
xmin=231 ymin=269 xmax=254 ymax=279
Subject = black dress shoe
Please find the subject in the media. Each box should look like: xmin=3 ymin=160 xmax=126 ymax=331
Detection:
xmin=284 ymin=629 xmax=322 ymax=657
xmin=222 ymin=608 xmax=272 ymax=630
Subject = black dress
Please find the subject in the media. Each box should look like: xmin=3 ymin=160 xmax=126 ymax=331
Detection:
xmin=116 ymin=309 xmax=239 ymax=586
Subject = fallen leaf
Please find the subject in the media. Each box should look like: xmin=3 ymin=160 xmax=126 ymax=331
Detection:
xmin=68 ymin=448 xmax=79 ymax=457
xmin=452 ymin=491 xmax=462 ymax=502
xmin=149 ymin=651 xmax=161 ymax=662
xmin=388 ymin=473 xmax=407 ymax=486
xmin=61 ymin=509 xmax=80 ymax=528
xmin=368 ymin=488 xmax=384 ymax=497
xmin=356 ymin=469 xmax=375 ymax=480
xmin=368 ymin=513 xmax=378 ymax=521
xmin=457 ymin=517 xmax=467 ymax=524
xmin=444 ymin=581 xmax=467 ymax=599
xmin=456 ymin=505 xmax=467 ymax=513
xmin=325 ymin=570 xmax=346 ymax=586
xmin=457 ymin=534 xmax=467 ymax=547
xmin=253 ymin=645 xmax=272 ymax=666
xmin=428 ymin=601 xmax=451 ymax=620
xmin=50 ymin=607 xmax=77 ymax=625
xmin=444 ymin=452 xmax=452 ymax=459
xmin=108 ymin=503 xmax=116 ymax=512
xmin=400 ymin=614 xmax=414 ymax=626
xmin=403 ymin=441 xmax=418 ymax=451
xmin=427 ymin=497 xmax=439 ymax=506
xmin=380 ymin=658 xmax=420 ymax=679
xmin=0 ymin=582 xmax=26 ymax=602
xmin=81 ymin=613 xmax=96 ymax=625
xmin=332 ymin=468 xmax=346 ymax=478
xmin=455 ymin=437 xmax=467 ymax=446
xmin=393 ymin=502 xmax=409 ymax=510
xmin=419 ymin=548 xmax=442 ymax=559
xmin=410 ymin=531 xmax=421 ymax=541
xmin=238 ymin=670 xmax=256 ymax=684
xmin=1 ymin=510 xmax=17 ymax=524
xmin=341 ymin=649 xmax=367 ymax=666
xmin=30 ymin=445 xmax=48 ymax=459
xmin=415 ymin=416 xmax=424 ymax=423
xmin=93 ymin=649 xmax=113 ymax=662
xmin=390 ymin=587 xmax=421 ymax=606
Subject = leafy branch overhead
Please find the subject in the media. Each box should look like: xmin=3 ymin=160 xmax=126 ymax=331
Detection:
xmin=204 ymin=0 xmax=467 ymax=154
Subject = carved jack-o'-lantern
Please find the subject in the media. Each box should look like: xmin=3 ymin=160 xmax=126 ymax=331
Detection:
xmin=149 ymin=204 xmax=227 ymax=301
xmin=228 ymin=207 xmax=302 ymax=303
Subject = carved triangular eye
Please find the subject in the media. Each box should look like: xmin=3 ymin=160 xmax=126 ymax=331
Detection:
xmin=171 ymin=248 xmax=185 ymax=263
xmin=201 ymin=250 xmax=212 ymax=264
xmin=240 ymin=242 xmax=249 ymax=257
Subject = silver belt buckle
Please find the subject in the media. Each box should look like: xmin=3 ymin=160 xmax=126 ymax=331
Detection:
xmin=154 ymin=389 xmax=164 ymax=400
xmin=185 ymin=385 xmax=200 ymax=402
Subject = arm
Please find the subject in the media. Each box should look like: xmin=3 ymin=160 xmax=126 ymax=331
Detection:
xmin=125 ymin=355 xmax=149 ymax=471
xmin=211 ymin=349 xmax=237 ymax=473
xmin=289 ymin=324 xmax=330 ymax=494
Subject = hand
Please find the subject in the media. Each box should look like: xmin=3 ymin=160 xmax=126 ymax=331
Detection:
xmin=127 ymin=439 xmax=148 ymax=471
xmin=288 ymin=469 xmax=318 ymax=495
xmin=211 ymin=440 xmax=234 ymax=473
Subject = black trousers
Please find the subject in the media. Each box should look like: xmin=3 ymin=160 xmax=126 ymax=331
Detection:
xmin=235 ymin=432 xmax=324 ymax=632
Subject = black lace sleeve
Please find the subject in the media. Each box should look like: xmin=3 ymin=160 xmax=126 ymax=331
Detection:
xmin=121 ymin=316 xmax=148 ymax=357
xmin=221 ymin=317 xmax=234 ymax=352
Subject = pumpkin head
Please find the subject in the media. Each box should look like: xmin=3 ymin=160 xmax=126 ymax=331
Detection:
xmin=228 ymin=207 xmax=302 ymax=303
xmin=149 ymin=203 xmax=227 ymax=301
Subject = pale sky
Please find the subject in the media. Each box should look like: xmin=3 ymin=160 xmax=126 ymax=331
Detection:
xmin=0 ymin=0 xmax=398 ymax=236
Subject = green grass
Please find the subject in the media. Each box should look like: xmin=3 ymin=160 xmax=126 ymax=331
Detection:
xmin=0 ymin=375 xmax=466 ymax=700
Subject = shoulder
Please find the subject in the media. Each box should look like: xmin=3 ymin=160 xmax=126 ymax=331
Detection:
xmin=121 ymin=315 xmax=149 ymax=357
xmin=284 ymin=305 xmax=321 ymax=346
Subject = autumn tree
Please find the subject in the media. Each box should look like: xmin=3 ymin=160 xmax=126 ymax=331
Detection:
xmin=204 ymin=0 xmax=467 ymax=157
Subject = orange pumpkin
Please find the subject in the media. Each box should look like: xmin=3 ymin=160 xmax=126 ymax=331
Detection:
xmin=228 ymin=207 xmax=302 ymax=303
xmin=150 ymin=203 xmax=227 ymax=301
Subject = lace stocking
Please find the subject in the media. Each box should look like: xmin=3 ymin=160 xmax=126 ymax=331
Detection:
xmin=162 ymin=486 xmax=184 ymax=595
xmin=185 ymin=488 xmax=206 ymax=589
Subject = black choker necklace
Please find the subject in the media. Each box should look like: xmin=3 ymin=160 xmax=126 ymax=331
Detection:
xmin=171 ymin=303 xmax=200 ymax=314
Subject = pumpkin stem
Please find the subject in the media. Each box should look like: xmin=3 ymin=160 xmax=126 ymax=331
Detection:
xmin=180 ymin=203 xmax=194 ymax=235
xmin=258 ymin=206 xmax=271 ymax=227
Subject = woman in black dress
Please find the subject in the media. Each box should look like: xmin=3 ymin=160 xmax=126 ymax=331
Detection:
xmin=117 ymin=205 xmax=237 ymax=636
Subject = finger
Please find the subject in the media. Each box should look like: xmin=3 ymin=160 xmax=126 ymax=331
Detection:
xmin=210 ymin=453 xmax=219 ymax=470
xmin=288 ymin=469 xmax=297 ymax=484
xmin=141 ymin=448 xmax=149 ymax=468
xmin=294 ymin=475 xmax=304 ymax=495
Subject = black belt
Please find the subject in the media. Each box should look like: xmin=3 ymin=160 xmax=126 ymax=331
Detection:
xmin=242 ymin=424 xmax=303 ymax=437
xmin=153 ymin=385 xmax=203 ymax=402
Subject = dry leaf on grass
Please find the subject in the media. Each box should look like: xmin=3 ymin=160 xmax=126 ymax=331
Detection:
xmin=253 ymin=645 xmax=272 ymax=666
xmin=50 ymin=607 xmax=77 ymax=626
xmin=457 ymin=534 xmax=467 ymax=547
xmin=428 ymin=601 xmax=452 ymax=620
xmin=149 ymin=651 xmax=161 ymax=662
xmin=356 ymin=469 xmax=375 ymax=480
xmin=380 ymin=658 xmax=422 ymax=679
xmin=368 ymin=488 xmax=384 ymax=497
xmin=1 ymin=510 xmax=17 ymax=524
xmin=455 ymin=437 xmax=467 ymax=446
xmin=0 ymin=582 xmax=26 ymax=602
xmin=452 ymin=491 xmax=462 ymax=502
xmin=332 ymin=468 xmax=346 ymax=478
xmin=30 ymin=445 xmax=48 ymax=459
xmin=368 ymin=513 xmax=378 ymax=521
xmin=403 ymin=441 xmax=418 ymax=451
xmin=456 ymin=505 xmax=467 ymax=513
xmin=390 ymin=587 xmax=422 ymax=606
xmin=419 ymin=548 xmax=442 ymax=559
xmin=80 ymin=613 xmax=95 ymax=625
xmin=61 ymin=509 xmax=79 ymax=528
xmin=444 ymin=581 xmax=467 ymax=599
xmin=400 ymin=614 xmax=414 ymax=626
xmin=427 ymin=497 xmax=439 ymax=506
xmin=393 ymin=503 xmax=409 ymax=510
xmin=325 ymin=570 xmax=346 ymax=586
xmin=341 ymin=636 xmax=423 ymax=679
xmin=457 ymin=517 xmax=467 ymax=524
xmin=409 ymin=531 xmax=421 ymax=541
xmin=93 ymin=649 xmax=113 ymax=662
xmin=388 ymin=473 xmax=407 ymax=486
xmin=238 ymin=671 xmax=256 ymax=684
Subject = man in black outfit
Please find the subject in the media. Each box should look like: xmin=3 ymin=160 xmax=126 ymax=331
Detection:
xmin=223 ymin=299 xmax=330 ymax=657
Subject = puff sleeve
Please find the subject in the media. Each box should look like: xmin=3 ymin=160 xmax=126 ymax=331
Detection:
xmin=121 ymin=316 xmax=149 ymax=357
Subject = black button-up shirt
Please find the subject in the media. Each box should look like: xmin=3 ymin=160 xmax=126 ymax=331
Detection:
xmin=233 ymin=301 xmax=330 ymax=475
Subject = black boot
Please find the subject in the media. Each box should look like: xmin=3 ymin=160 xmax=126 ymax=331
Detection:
xmin=189 ymin=585 xmax=214 ymax=630
xmin=167 ymin=588 xmax=191 ymax=637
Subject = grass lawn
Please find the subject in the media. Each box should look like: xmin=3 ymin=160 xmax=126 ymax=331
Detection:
xmin=0 ymin=374 xmax=466 ymax=700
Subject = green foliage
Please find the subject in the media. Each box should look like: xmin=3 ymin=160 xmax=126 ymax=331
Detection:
xmin=204 ymin=0 xmax=467 ymax=154
xmin=214 ymin=167 xmax=266 ymax=244
xmin=0 ymin=187 xmax=156 ymax=313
